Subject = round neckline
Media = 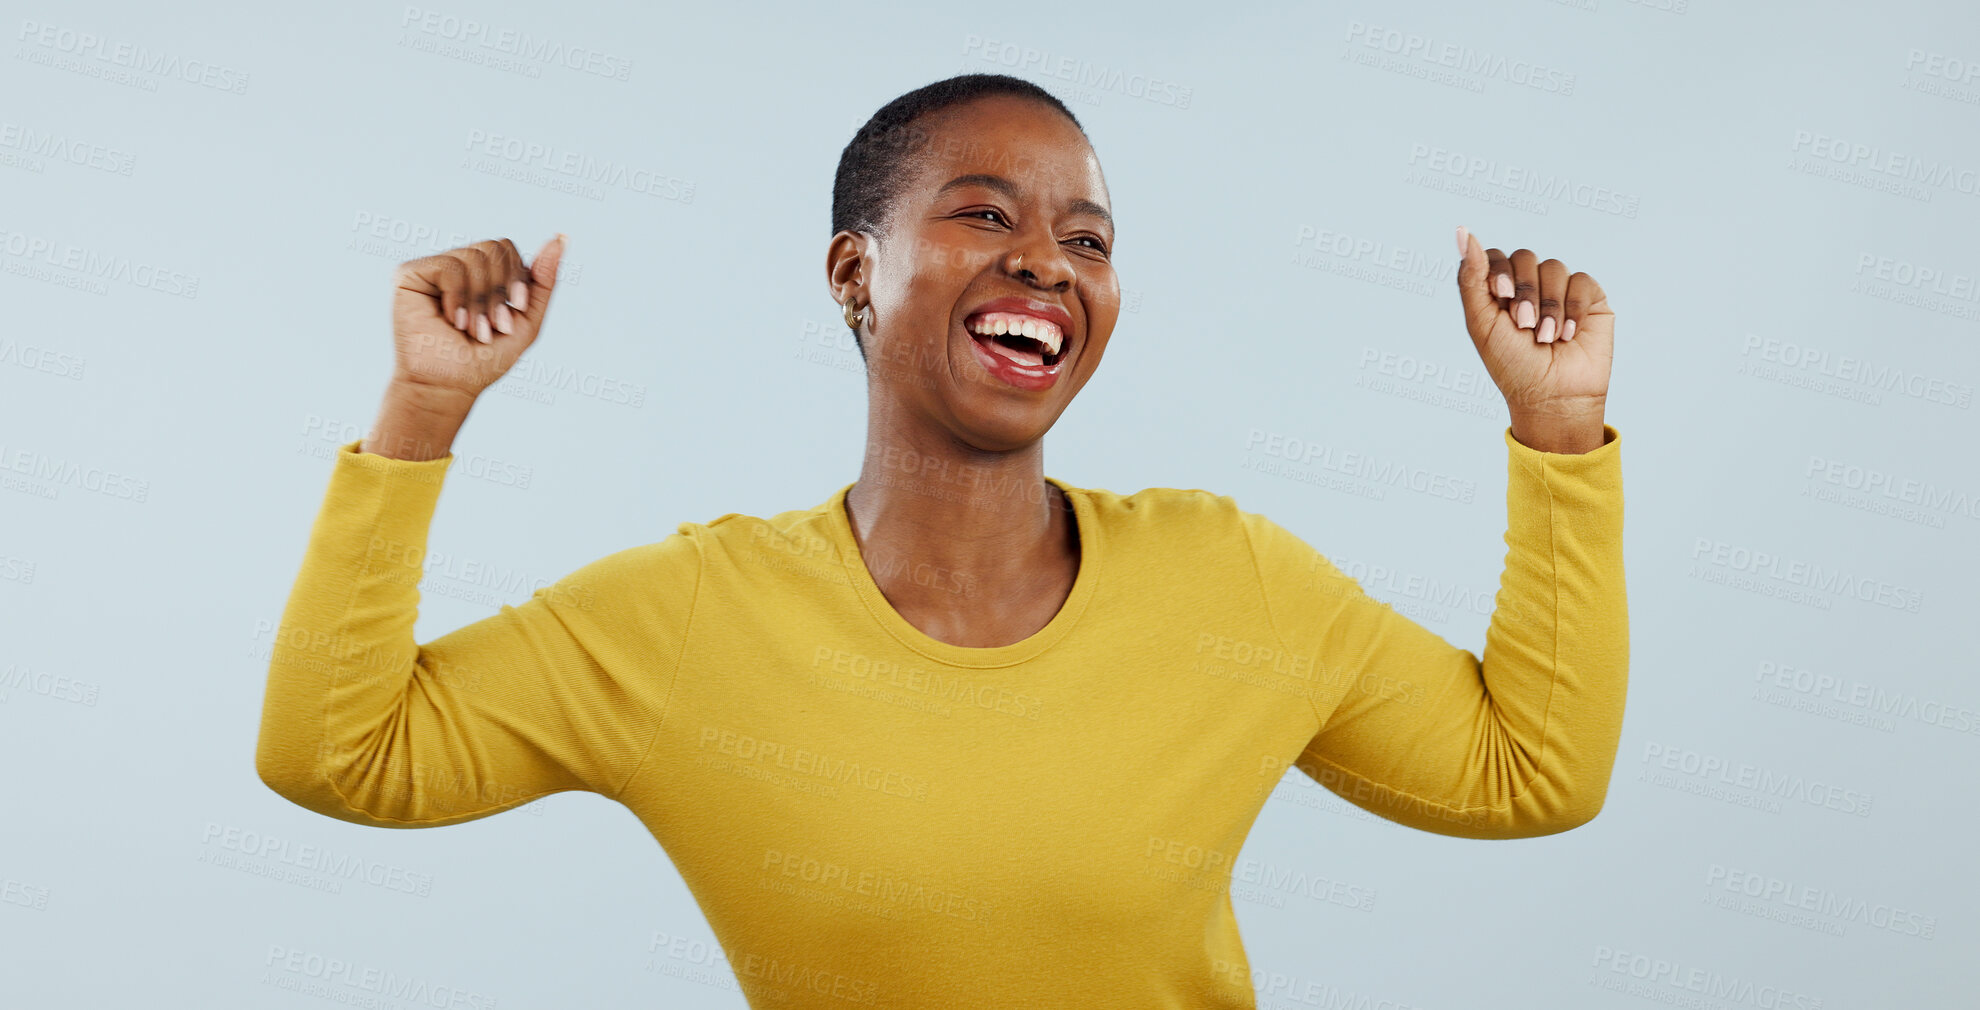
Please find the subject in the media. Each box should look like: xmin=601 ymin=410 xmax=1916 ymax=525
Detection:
xmin=825 ymin=476 xmax=1101 ymax=669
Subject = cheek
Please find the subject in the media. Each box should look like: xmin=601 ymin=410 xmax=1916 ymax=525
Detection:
xmin=888 ymin=254 xmax=977 ymax=325
xmin=1082 ymin=272 xmax=1124 ymax=327
xmin=932 ymin=237 xmax=998 ymax=277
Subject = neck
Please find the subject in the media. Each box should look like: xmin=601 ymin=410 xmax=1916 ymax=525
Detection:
xmin=843 ymin=409 xmax=1076 ymax=617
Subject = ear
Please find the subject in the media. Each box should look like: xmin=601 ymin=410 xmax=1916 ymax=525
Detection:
xmin=826 ymin=230 xmax=869 ymax=308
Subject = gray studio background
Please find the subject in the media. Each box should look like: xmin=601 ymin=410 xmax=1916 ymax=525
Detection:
xmin=3 ymin=0 xmax=1974 ymax=1006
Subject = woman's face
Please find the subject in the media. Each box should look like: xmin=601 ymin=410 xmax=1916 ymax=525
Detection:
xmin=831 ymin=94 xmax=1120 ymax=453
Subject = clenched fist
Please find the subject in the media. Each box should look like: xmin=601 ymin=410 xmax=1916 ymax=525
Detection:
xmin=390 ymin=234 xmax=567 ymax=399
xmin=1454 ymin=225 xmax=1614 ymax=454
xmin=359 ymin=234 xmax=566 ymax=460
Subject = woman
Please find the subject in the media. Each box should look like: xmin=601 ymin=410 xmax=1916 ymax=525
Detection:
xmin=257 ymin=73 xmax=1624 ymax=1007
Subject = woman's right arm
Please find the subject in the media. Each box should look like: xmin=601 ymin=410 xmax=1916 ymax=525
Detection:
xmin=255 ymin=236 xmax=703 ymax=828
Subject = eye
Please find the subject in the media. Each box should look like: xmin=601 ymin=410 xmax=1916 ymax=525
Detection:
xmin=1068 ymin=235 xmax=1110 ymax=255
xmin=961 ymin=208 xmax=1010 ymax=226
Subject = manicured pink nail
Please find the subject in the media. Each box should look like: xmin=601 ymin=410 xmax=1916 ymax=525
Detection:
xmin=1563 ymin=318 xmax=1576 ymax=341
xmin=476 ymin=314 xmax=491 ymax=343
xmin=1455 ymin=225 xmax=1469 ymax=257
xmin=493 ymin=303 xmax=514 ymax=335
xmin=1516 ymin=300 xmax=1536 ymax=329
xmin=1538 ymin=316 xmax=1556 ymax=343
xmin=454 ymin=306 xmax=468 ymax=331
xmin=510 ymin=280 xmax=528 ymax=311
xmin=1495 ymin=274 xmax=1514 ymax=299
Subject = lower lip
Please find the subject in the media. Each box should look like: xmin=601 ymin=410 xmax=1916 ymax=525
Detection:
xmin=966 ymin=331 xmax=1064 ymax=392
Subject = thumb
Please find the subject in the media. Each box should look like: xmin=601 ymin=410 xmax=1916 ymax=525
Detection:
xmin=525 ymin=233 xmax=567 ymax=315
xmin=1453 ymin=225 xmax=1498 ymax=342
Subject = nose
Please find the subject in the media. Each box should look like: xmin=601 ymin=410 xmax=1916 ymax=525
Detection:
xmin=1006 ymin=234 xmax=1074 ymax=291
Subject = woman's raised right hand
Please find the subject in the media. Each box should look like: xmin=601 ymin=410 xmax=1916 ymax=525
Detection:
xmin=389 ymin=234 xmax=566 ymax=399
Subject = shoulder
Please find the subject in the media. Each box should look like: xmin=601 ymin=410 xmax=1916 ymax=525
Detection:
xmin=1058 ymin=480 xmax=1260 ymax=570
xmin=1075 ymin=481 xmax=1238 ymax=527
xmin=539 ymin=497 xmax=841 ymax=626
xmin=1075 ymin=480 xmax=1335 ymax=586
xmin=1070 ymin=479 xmax=1283 ymax=535
xmin=540 ymin=500 xmax=800 ymax=596
xmin=538 ymin=525 xmax=704 ymax=617
xmin=668 ymin=497 xmax=842 ymax=576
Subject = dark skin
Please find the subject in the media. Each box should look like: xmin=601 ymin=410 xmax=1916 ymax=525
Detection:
xmin=826 ymin=94 xmax=1121 ymax=649
xmin=364 ymin=98 xmax=1610 ymax=650
xmin=820 ymin=96 xmax=1613 ymax=650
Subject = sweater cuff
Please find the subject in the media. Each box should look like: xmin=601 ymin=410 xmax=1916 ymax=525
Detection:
xmin=334 ymin=438 xmax=454 ymax=488
xmin=1502 ymin=424 xmax=1621 ymax=466
xmin=326 ymin=438 xmax=455 ymax=539
xmin=1502 ymin=424 xmax=1623 ymax=529
xmin=312 ymin=440 xmax=456 ymax=588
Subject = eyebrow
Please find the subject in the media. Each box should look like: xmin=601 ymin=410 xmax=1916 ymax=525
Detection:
xmin=934 ymin=173 xmax=1113 ymax=230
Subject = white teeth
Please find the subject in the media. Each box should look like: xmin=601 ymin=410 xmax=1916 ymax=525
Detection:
xmin=966 ymin=311 xmax=1063 ymax=355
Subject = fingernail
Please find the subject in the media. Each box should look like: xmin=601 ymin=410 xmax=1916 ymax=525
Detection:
xmin=1455 ymin=225 xmax=1468 ymax=257
xmin=1495 ymin=274 xmax=1514 ymax=299
xmin=454 ymin=306 xmax=468 ymax=331
xmin=1563 ymin=318 xmax=1576 ymax=341
xmin=493 ymin=302 xmax=514 ymax=335
xmin=1538 ymin=316 xmax=1556 ymax=343
xmin=1516 ymin=301 xmax=1536 ymax=329
xmin=510 ymin=280 xmax=529 ymax=311
xmin=477 ymin=314 xmax=491 ymax=343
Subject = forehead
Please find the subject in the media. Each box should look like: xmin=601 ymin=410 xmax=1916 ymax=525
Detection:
xmin=898 ymin=95 xmax=1106 ymax=208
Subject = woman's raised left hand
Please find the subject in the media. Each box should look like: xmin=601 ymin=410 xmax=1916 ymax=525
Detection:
xmin=1454 ymin=226 xmax=1615 ymax=453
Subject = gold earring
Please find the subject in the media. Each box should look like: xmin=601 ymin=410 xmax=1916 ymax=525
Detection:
xmin=842 ymin=300 xmax=863 ymax=330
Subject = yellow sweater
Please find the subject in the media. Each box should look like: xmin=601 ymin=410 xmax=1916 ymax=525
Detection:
xmin=256 ymin=425 xmax=1627 ymax=1009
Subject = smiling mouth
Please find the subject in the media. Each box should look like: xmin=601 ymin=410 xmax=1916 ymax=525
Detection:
xmin=963 ymin=312 xmax=1068 ymax=368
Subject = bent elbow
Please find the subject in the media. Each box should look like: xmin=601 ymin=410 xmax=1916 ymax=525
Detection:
xmin=254 ymin=739 xmax=306 ymax=806
xmin=1553 ymin=801 xmax=1604 ymax=835
xmin=257 ymin=759 xmax=300 ymax=808
xmin=1521 ymin=791 xmax=1608 ymax=837
xmin=254 ymin=726 xmax=333 ymax=813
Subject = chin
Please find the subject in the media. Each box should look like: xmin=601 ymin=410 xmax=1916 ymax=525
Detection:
xmin=945 ymin=393 xmax=1063 ymax=454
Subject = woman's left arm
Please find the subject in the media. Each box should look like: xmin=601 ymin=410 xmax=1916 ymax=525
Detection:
xmin=1250 ymin=422 xmax=1626 ymax=839
xmin=1260 ymin=229 xmax=1626 ymax=839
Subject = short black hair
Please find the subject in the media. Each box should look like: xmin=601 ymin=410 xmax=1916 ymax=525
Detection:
xmin=831 ymin=74 xmax=1086 ymax=359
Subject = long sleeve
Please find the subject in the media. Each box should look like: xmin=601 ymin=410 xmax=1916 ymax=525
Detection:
xmin=1242 ymin=424 xmax=1627 ymax=840
xmin=254 ymin=438 xmax=702 ymax=828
